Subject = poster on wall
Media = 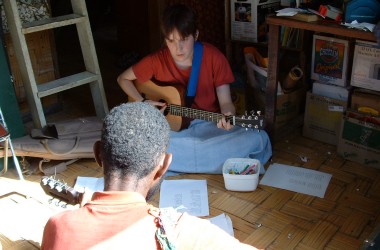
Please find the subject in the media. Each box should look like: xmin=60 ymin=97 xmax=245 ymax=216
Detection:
xmin=311 ymin=35 xmax=349 ymax=86
xmin=230 ymin=0 xmax=280 ymax=43
xmin=351 ymin=40 xmax=380 ymax=92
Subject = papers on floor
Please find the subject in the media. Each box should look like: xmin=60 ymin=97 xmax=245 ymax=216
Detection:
xmin=159 ymin=179 xmax=209 ymax=217
xmin=74 ymin=176 xmax=104 ymax=193
xmin=159 ymin=179 xmax=233 ymax=235
xmin=259 ymin=163 xmax=332 ymax=198
xmin=208 ymin=213 xmax=234 ymax=236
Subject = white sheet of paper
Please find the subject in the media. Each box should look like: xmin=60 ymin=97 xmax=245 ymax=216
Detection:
xmin=74 ymin=176 xmax=104 ymax=193
xmin=159 ymin=179 xmax=209 ymax=217
xmin=259 ymin=163 xmax=332 ymax=198
xmin=275 ymin=8 xmax=299 ymax=16
xmin=208 ymin=213 xmax=234 ymax=236
xmin=342 ymin=21 xmax=375 ymax=32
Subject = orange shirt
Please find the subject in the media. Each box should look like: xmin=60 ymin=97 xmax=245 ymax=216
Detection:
xmin=41 ymin=191 xmax=256 ymax=250
xmin=132 ymin=42 xmax=234 ymax=113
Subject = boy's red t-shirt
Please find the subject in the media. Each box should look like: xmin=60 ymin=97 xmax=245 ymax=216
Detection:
xmin=132 ymin=42 xmax=234 ymax=113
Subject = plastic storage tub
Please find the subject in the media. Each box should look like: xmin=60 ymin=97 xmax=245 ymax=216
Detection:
xmin=222 ymin=158 xmax=261 ymax=192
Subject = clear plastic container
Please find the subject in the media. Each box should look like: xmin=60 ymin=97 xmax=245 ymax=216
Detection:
xmin=222 ymin=158 xmax=261 ymax=192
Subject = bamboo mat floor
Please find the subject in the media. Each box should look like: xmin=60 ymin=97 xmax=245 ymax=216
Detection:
xmin=1 ymin=128 xmax=379 ymax=250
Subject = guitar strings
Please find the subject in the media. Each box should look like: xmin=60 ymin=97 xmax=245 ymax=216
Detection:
xmin=167 ymin=104 xmax=231 ymax=122
xmin=165 ymin=104 xmax=263 ymax=129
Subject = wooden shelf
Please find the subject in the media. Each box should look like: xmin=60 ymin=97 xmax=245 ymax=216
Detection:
xmin=264 ymin=15 xmax=377 ymax=141
xmin=267 ymin=16 xmax=377 ymax=42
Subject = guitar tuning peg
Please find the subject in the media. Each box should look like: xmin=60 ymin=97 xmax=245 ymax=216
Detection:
xmin=42 ymin=178 xmax=48 ymax=185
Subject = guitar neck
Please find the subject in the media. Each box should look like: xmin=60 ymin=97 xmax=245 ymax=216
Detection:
xmin=167 ymin=104 xmax=233 ymax=124
xmin=41 ymin=176 xmax=80 ymax=205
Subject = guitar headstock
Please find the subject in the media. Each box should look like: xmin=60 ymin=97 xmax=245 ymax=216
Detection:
xmin=40 ymin=176 xmax=80 ymax=205
xmin=233 ymin=111 xmax=265 ymax=130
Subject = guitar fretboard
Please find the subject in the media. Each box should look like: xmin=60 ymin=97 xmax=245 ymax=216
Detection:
xmin=167 ymin=104 xmax=233 ymax=124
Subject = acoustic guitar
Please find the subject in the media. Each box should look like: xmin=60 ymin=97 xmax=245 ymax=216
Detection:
xmin=132 ymin=80 xmax=264 ymax=131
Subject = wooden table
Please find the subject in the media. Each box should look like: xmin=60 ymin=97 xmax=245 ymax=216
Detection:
xmin=265 ymin=16 xmax=377 ymax=141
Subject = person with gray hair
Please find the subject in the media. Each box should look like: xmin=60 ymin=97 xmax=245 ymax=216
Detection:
xmin=99 ymin=102 xmax=170 ymax=200
xmin=41 ymin=102 xmax=259 ymax=250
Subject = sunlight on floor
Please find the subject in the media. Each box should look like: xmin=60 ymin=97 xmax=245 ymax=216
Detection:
xmin=0 ymin=171 xmax=79 ymax=249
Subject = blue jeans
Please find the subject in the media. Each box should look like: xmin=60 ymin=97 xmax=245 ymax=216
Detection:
xmin=167 ymin=120 xmax=272 ymax=175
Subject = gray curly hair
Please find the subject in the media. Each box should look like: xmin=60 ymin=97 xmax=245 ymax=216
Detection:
xmin=100 ymin=102 xmax=170 ymax=179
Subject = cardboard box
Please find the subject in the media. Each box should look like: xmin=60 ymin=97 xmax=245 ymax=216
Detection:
xmin=311 ymin=35 xmax=349 ymax=86
xmin=312 ymin=81 xmax=349 ymax=101
xmin=244 ymin=49 xmax=304 ymax=128
xmin=337 ymin=110 xmax=380 ymax=169
xmin=303 ymin=92 xmax=347 ymax=145
xmin=249 ymin=86 xmax=306 ymax=128
xmin=351 ymin=40 xmax=380 ymax=92
xmin=351 ymin=89 xmax=380 ymax=114
xmin=231 ymin=0 xmax=280 ymax=43
xmin=275 ymin=87 xmax=306 ymax=127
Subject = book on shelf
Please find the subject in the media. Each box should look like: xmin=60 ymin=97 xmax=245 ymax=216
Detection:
xmin=280 ymin=27 xmax=301 ymax=49
xmin=286 ymin=28 xmax=299 ymax=48
xmin=288 ymin=13 xmax=320 ymax=22
xmin=281 ymin=26 xmax=291 ymax=46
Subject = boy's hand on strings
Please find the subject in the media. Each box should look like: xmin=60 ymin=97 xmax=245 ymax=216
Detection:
xmin=143 ymin=99 xmax=167 ymax=113
xmin=217 ymin=113 xmax=233 ymax=131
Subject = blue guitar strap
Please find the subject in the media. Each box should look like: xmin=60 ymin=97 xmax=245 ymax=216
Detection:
xmin=185 ymin=41 xmax=203 ymax=107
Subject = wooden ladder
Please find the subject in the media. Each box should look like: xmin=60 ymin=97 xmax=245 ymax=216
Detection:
xmin=3 ymin=0 xmax=109 ymax=128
